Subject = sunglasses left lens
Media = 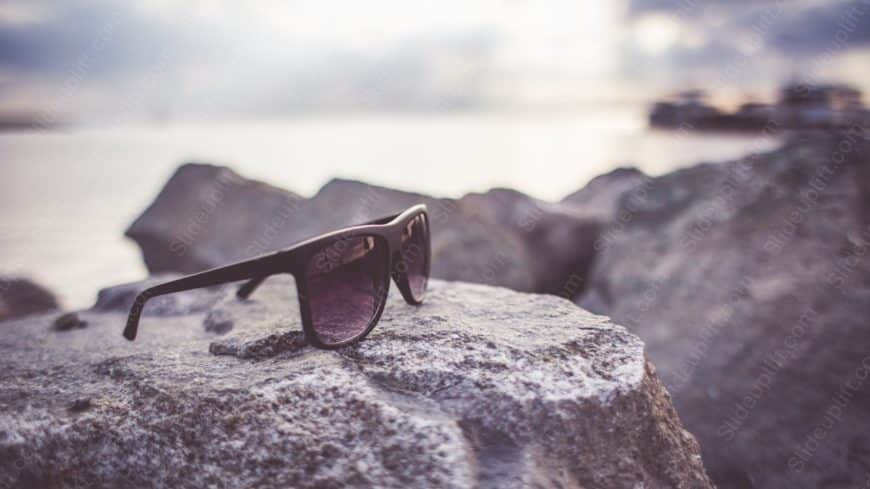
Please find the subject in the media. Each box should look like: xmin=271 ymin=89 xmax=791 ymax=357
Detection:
xmin=305 ymin=235 xmax=388 ymax=345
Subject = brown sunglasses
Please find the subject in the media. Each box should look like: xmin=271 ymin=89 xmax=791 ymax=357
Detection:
xmin=123 ymin=204 xmax=430 ymax=349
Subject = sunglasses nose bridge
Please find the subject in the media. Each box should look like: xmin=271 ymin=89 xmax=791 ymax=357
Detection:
xmin=386 ymin=226 xmax=403 ymax=249
xmin=389 ymin=248 xmax=403 ymax=273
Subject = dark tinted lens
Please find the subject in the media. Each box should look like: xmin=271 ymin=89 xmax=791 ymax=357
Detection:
xmin=400 ymin=214 xmax=429 ymax=300
xmin=306 ymin=235 xmax=388 ymax=345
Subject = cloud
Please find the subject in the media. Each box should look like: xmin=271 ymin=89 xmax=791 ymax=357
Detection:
xmin=1 ymin=0 xmax=866 ymax=119
xmin=0 ymin=0 xmax=627 ymax=119
xmin=277 ymin=33 xmax=500 ymax=111
xmin=198 ymin=31 xmax=502 ymax=116
xmin=626 ymin=0 xmax=780 ymax=19
xmin=619 ymin=0 xmax=870 ymax=94
xmin=626 ymin=0 xmax=870 ymax=56
xmin=0 ymin=1 xmax=195 ymax=78
xmin=0 ymin=0 xmax=512 ymax=118
xmin=766 ymin=0 xmax=870 ymax=54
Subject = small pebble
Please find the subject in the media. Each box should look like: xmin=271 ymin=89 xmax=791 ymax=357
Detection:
xmin=53 ymin=312 xmax=88 ymax=331
xmin=68 ymin=398 xmax=93 ymax=413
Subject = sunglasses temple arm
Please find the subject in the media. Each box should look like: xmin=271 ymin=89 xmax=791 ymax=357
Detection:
xmin=123 ymin=253 xmax=283 ymax=341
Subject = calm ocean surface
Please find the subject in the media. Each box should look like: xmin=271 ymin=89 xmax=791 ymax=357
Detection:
xmin=0 ymin=111 xmax=780 ymax=308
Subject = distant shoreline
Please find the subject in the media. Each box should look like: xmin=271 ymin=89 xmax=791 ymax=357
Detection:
xmin=649 ymin=84 xmax=870 ymax=133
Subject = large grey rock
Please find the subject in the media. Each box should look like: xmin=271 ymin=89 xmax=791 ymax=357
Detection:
xmin=0 ymin=278 xmax=713 ymax=489
xmin=455 ymin=188 xmax=600 ymax=296
xmin=126 ymin=163 xmax=306 ymax=273
xmin=561 ymin=167 xmax=650 ymax=221
xmin=126 ymin=166 xmax=600 ymax=297
xmin=0 ymin=277 xmax=59 ymax=321
xmin=576 ymin=131 xmax=870 ymax=488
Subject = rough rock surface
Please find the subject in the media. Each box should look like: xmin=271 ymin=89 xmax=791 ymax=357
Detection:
xmin=0 ymin=278 xmax=713 ymax=489
xmin=0 ymin=277 xmax=59 ymax=322
xmin=126 ymin=166 xmax=600 ymax=297
xmin=577 ymin=131 xmax=870 ymax=488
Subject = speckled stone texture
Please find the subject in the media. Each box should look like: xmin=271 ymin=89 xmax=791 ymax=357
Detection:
xmin=0 ymin=278 xmax=712 ymax=489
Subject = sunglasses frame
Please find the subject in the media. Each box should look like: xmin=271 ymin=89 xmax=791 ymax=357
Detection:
xmin=123 ymin=204 xmax=430 ymax=349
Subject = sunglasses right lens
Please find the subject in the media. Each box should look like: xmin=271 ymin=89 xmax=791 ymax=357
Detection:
xmin=306 ymin=235 xmax=388 ymax=345
xmin=400 ymin=214 xmax=429 ymax=301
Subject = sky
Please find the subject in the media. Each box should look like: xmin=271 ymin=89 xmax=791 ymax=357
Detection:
xmin=1 ymin=0 xmax=869 ymax=123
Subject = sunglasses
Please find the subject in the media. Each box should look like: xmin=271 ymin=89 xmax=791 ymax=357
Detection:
xmin=123 ymin=204 xmax=430 ymax=349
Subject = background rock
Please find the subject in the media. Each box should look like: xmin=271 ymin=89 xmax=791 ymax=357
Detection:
xmin=576 ymin=131 xmax=870 ymax=488
xmin=561 ymin=167 xmax=649 ymax=221
xmin=126 ymin=167 xmax=600 ymax=296
xmin=0 ymin=277 xmax=59 ymax=322
xmin=126 ymin=163 xmax=305 ymax=273
xmin=456 ymin=188 xmax=600 ymax=296
xmin=0 ymin=279 xmax=712 ymax=489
